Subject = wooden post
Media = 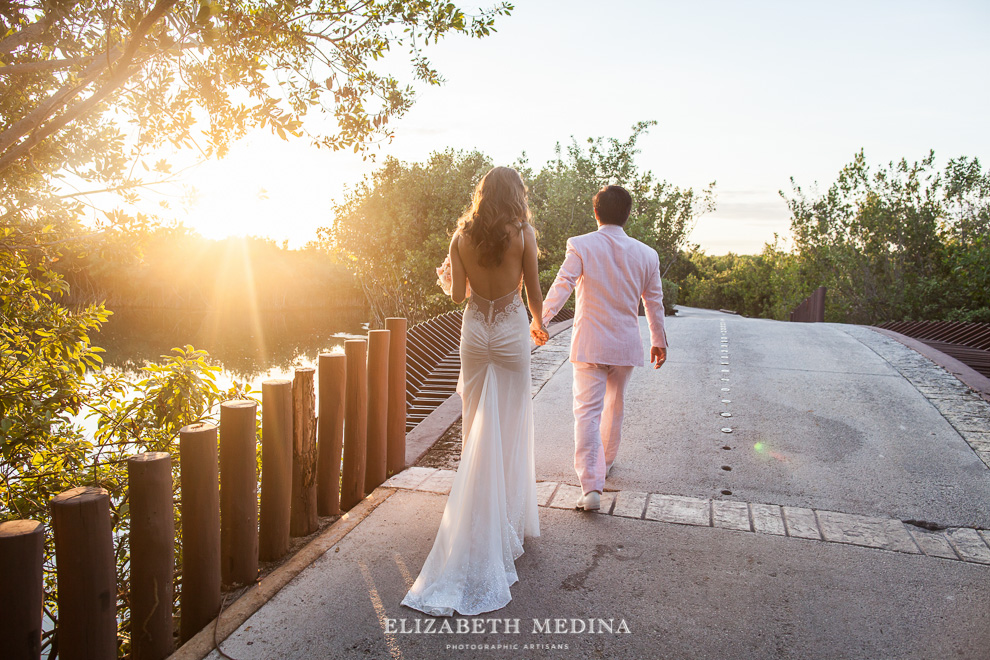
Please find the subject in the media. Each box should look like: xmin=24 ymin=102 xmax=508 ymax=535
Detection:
xmin=385 ymin=317 xmax=407 ymax=477
xmin=317 ymin=353 xmax=346 ymax=516
xmin=260 ymin=379 xmax=293 ymax=561
xmin=219 ymin=400 xmax=258 ymax=587
xmin=291 ymin=367 xmax=318 ymax=537
xmin=340 ymin=339 xmax=368 ymax=511
xmin=0 ymin=520 xmax=44 ymax=660
xmin=365 ymin=329 xmax=390 ymax=492
xmin=50 ymin=487 xmax=116 ymax=660
xmin=179 ymin=422 xmax=220 ymax=643
xmin=128 ymin=452 xmax=175 ymax=660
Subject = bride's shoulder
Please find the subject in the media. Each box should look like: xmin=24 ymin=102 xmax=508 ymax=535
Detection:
xmin=517 ymin=221 xmax=536 ymax=236
xmin=504 ymin=220 xmax=529 ymax=237
xmin=451 ymin=229 xmax=469 ymax=255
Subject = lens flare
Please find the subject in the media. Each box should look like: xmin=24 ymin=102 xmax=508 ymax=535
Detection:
xmin=752 ymin=441 xmax=788 ymax=463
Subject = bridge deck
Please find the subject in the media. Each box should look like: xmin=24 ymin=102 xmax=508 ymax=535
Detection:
xmin=184 ymin=308 xmax=990 ymax=660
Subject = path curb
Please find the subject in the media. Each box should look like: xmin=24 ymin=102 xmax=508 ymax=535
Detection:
xmin=387 ymin=468 xmax=990 ymax=568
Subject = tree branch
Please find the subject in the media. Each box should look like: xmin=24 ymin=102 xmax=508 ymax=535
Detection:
xmin=0 ymin=0 xmax=182 ymax=175
xmin=0 ymin=158 xmax=205 ymax=223
xmin=0 ymin=14 xmax=53 ymax=57
xmin=0 ymin=47 xmax=119 ymax=155
xmin=304 ymin=14 xmax=376 ymax=43
xmin=0 ymin=56 xmax=100 ymax=76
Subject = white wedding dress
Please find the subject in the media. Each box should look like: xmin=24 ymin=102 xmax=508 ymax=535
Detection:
xmin=401 ymin=286 xmax=541 ymax=616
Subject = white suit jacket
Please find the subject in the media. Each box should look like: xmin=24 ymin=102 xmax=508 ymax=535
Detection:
xmin=542 ymin=224 xmax=668 ymax=367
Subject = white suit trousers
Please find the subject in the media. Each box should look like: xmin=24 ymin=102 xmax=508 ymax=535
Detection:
xmin=572 ymin=362 xmax=634 ymax=495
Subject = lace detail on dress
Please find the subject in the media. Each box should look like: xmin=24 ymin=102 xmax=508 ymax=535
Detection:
xmin=466 ymin=288 xmax=523 ymax=329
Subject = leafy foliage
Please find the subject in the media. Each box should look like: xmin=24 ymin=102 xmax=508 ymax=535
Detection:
xmin=2 ymin=344 xmax=246 ymax=655
xmin=679 ymin=152 xmax=990 ymax=323
xmin=524 ymin=121 xmax=714 ymax=291
xmin=660 ymin=278 xmax=679 ymax=316
xmin=678 ymin=240 xmax=806 ymax=318
xmin=1 ymin=0 xmax=513 ymax=171
xmin=322 ymin=149 xmax=492 ymax=325
xmin=783 ymin=151 xmax=990 ymax=323
xmin=0 ymin=229 xmax=109 ymax=458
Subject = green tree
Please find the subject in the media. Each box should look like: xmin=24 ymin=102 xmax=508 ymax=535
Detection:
xmin=782 ymin=151 xmax=990 ymax=323
xmin=679 ymin=152 xmax=990 ymax=323
xmin=938 ymin=156 xmax=990 ymax=321
xmin=526 ymin=121 xmax=715 ymax=293
xmin=679 ymin=251 xmax=760 ymax=315
xmin=678 ymin=239 xmax=809 ymax=320
xmin=1 ymin=0 xmax=512 ymax=170
xmin=323 ymin=149 xmax=492 ymax=324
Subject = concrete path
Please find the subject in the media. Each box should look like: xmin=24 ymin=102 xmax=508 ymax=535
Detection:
xmin=187 ymin=308 xmax=990 ymax=660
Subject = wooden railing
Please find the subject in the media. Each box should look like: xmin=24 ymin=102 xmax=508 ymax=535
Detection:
xmin=0 ymin=319 xmax=408 ymax=660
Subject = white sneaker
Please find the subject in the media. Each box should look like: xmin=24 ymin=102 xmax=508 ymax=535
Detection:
xmin=575 ymin=491 xmax=601 ymax=511
xmin=606 ymin=462 xmax=614 ymax=478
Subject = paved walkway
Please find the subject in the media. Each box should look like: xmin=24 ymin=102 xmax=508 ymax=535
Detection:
xmin=178 ymin=308 xmax=990 ymax=660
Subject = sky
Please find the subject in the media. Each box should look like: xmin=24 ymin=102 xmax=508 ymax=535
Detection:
xmin=166 ymin=0 xmax=990 ymax=255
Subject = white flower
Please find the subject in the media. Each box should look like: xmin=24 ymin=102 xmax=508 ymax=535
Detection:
xmin=436 ymin=255 xmax=453 ymax=295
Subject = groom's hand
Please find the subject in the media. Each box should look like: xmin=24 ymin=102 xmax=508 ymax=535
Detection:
xmin=530 ymin=319 xmax=549 ymax=346
xmin=651 ymin=346 xmax=667 ymax=369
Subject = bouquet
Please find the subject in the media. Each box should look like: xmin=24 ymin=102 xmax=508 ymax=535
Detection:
xmin=436 ymin=255 xmax=453 ymax=295
xmin=436 ymin=255 xmax=469 ymax=297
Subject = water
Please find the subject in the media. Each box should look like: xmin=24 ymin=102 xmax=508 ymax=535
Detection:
xmin=94 ymin=305 xmax=370 ymax=392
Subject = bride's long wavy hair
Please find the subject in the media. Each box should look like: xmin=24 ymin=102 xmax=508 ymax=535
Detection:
xmin=457 ymin=166 xmax=531 ymax=268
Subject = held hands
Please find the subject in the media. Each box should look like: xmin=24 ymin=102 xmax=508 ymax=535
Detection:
xmin=650 ymin=346 xmax=667 ymax=370
xmin=530 ymin=318 xmax=549 ymax=346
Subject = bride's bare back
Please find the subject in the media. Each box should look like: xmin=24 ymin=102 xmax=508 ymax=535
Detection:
xmin=449 ymin=222 xmax=544 ymax=330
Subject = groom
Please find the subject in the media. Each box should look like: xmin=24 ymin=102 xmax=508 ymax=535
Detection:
xmin=539 ymin=185 xmax=668 ymax=511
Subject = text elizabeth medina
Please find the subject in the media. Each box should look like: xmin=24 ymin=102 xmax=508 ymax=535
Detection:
xmin=384 ymin=618 xmax=632 ymax=635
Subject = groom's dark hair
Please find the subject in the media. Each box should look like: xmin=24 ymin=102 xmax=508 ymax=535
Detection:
xmin=593 ymin=185 xmax=633 ymax=226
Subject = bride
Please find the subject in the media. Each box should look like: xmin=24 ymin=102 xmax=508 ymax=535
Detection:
xmin=402 ymin=166 xmax=548 ymax=616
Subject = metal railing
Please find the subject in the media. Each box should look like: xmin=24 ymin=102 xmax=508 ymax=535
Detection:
xmin=403 ymin=307 xmax=575 ymax=431
xmin=405 ymin=310 xmax=463 ymax=431
xmin=790 ymin=286 xmax=826 ymax=323
xmin=877 ymin=320 xmax=990 ymax=378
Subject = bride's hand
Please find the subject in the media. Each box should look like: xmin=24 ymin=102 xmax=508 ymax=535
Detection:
xmin=530 ymin=318 xmax=549 ymax=346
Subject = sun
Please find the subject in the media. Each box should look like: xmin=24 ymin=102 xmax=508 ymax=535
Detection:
xmin=175 ymin=130 xmax=372 ymax=247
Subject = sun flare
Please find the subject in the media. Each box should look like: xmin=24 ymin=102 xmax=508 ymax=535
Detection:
xmin=177 ymin=133 xmax=368 ymax=247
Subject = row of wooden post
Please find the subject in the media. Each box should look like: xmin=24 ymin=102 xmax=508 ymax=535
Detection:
xmin=0 ymin=319 xmax=407 ymax=660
